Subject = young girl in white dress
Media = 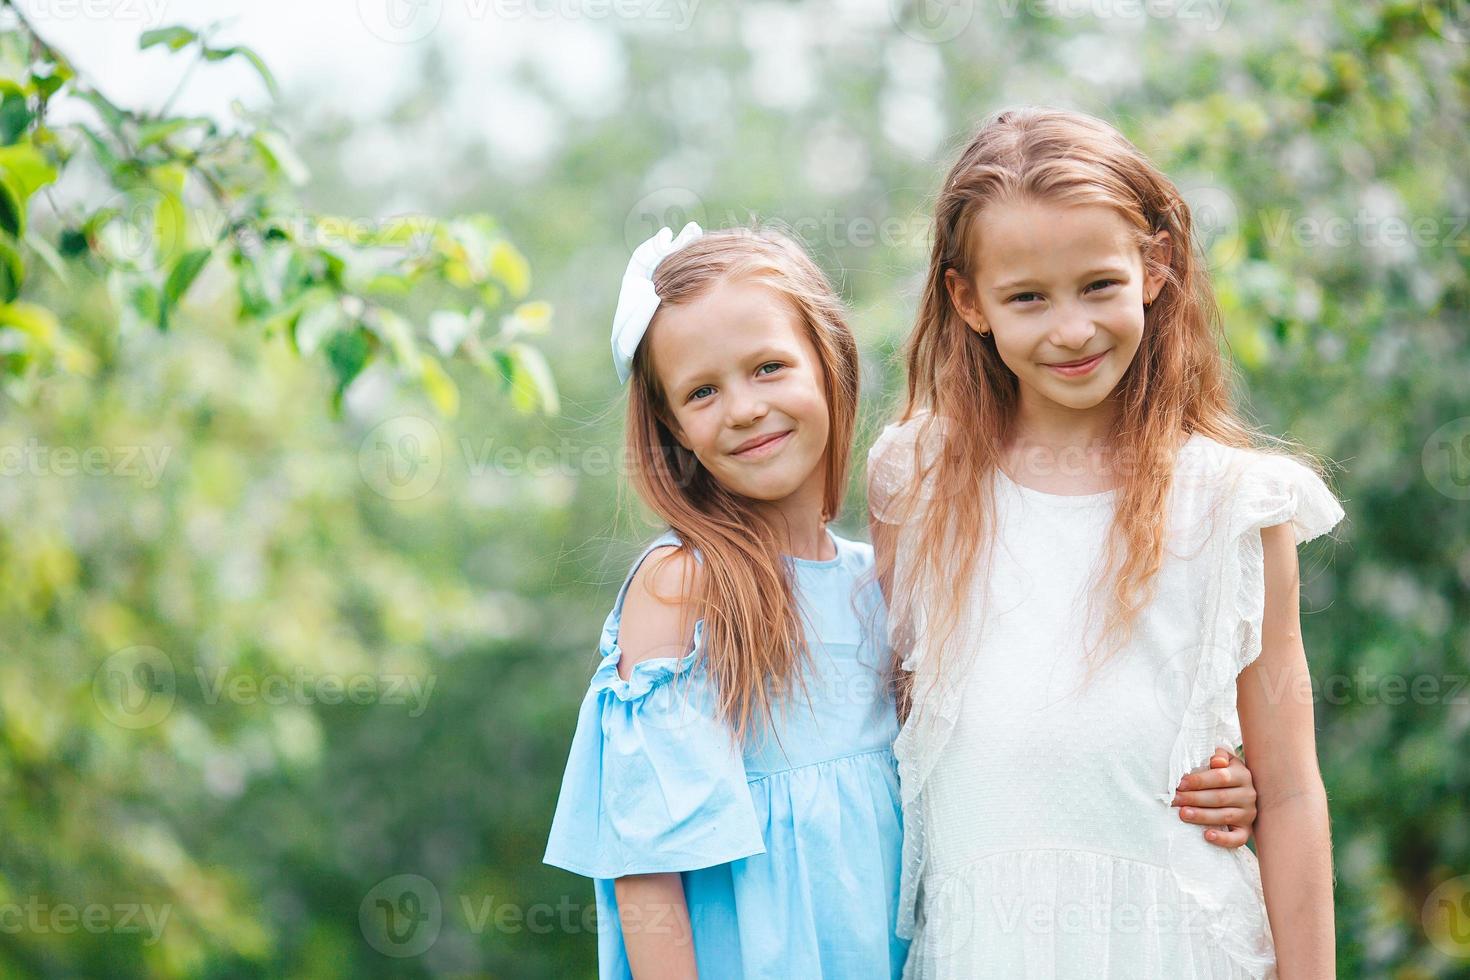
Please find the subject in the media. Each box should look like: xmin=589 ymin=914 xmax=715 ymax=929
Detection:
xmin=868 ymin=107 xmax=1344 ymax=979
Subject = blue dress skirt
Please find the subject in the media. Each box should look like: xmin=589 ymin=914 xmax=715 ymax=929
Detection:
xmin=544 ymin=528 xmax=908 ymax=979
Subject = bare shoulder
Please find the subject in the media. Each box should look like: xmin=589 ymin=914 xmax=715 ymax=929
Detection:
xmin=617 ymin=546 xmax=705 ymax=681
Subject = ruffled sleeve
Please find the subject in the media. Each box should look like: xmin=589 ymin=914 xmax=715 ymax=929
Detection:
xmin=866 ymin=411 xmax=947 ymax=525
xmin=543 ymin=548 xmax=766 ymax=880
xmin=1157 ymin=447 xmax=1346 ymax=977
xmin=1225 ymin=450 xmax=1346 ymax=674
xmin=1163 ymin=446 xmax=1347 ymax=796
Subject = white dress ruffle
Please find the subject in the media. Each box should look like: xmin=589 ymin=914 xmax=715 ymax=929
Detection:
xmin=867 ymin=422 xmax=1346 ymax=980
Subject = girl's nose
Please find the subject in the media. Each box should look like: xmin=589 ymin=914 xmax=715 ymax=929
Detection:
xmin=726 ymin=388 xmax=769 ymax=427
xmin=1049 ymin=308 xmax=1097 ymax=350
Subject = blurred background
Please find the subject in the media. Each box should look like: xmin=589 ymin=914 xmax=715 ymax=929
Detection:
xmin=0 ymin=0 xmax=1466 ymax=975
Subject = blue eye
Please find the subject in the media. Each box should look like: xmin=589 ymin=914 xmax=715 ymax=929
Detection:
xmin=1010 ymin=292 xmax=1041 ymax=304
xmin=757 ymin=362 xmax=782 ymax=375
xmin=689 ymin=385 xmax=715 ymax=402
xmin=1087 ymin=279 xmax=1121 ymax=293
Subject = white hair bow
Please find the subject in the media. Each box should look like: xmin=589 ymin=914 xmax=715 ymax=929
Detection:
xmin=611 ymin=221 xmax=703 ymax=385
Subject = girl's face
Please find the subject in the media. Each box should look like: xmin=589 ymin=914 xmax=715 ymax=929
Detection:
xmin=647 ymin=277 xmax=832 ymax=508
xmin=947 ymin=199 xmax=1168 ymax=418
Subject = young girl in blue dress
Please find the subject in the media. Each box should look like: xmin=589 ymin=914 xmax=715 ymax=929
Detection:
xmin=545 ymin=222 xmax=1261 ymax=979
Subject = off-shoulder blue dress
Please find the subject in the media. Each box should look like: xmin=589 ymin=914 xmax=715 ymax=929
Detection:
xmin=544 ymin=528 xmax=907 ymax=979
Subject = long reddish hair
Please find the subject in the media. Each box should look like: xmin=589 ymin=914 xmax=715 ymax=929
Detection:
xmin=625 ymin=228 xmax=860 ymax=742
xmin=876 ymin=106 xmax=1331 ymax=720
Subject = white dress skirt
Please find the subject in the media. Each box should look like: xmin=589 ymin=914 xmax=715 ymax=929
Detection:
xmin=866 ymin=421 xmax=1345 ymax=980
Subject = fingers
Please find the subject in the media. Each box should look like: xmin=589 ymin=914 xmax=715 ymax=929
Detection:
xmin=1202 ymin=825 xmax=1250 ymax=849
xmin=1203 ymin=745 xmax=1245 ymax=770
xmin=1175 ymin=770 xmax=1235 ymax=794
xmin=1175 ymin=748 xmax=1256 ymax=848
xmin=1172 ymin=788 xmax=1228 ymax=808
xmin=1177 ymin=805 xmax=1252 ymax=827
xmin=1186 ymin=758 xmax=1229 ymax=777
xmin=1223 ymin=755 xmax=1254 ymax=787
xmin=1175 ymin=784 xmax=1258 ymax=809
xmin=1176 ymin=760 xmax=1253 ymax=793
xmin=1199 ymin=745 xmax=1233 ymax=769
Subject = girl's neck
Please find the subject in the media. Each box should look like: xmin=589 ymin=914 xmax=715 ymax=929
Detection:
xmin=778 ymin=520 xmax=833 ymax=562
xmin=754 ymin=475 xmax=834 ymax=562
xmin=1011 ymin=388 xmax=1119 ymax=452
xmin=1006 ymin=391 xmax=1121 ymax=494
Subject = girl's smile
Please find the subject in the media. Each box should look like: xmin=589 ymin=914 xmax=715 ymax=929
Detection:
xmin=1044 ymin=348 xmax=1111 ymax=377
xmin=730 ymin=429 xmax=795 ymax=459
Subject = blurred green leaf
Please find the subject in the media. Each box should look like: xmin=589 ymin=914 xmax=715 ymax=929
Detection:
xmin=0 ymin=170 xmax=24 ymax=237
xmin=507 ymin=341 xmax=558 ymax=415
xmin=201 ymin=44 xmax=280 ymax=100
xmin=139 ymin=26 xmax=198 ymax=51
xmin=0 ymin=233 xmax=24 ymax=302
xmin=253 ymin=130 xmax=309 ymax=187
xmin=0 ymin=90 xmax=32 ymax=145
xmin=420 ymin=353 xmax=460 ymax=418
xmin=0 ymin=142 xmax=59 ymax=200
xmin=0 ymin=299 xmax=58 ymax=342
xmin=291 ymin=289 xmax=346 ymax=356
xmin=159 ymin=246 xmax=212 ymax=329
xmin=370 ymin=307 xmax=421 ymax=376
xmin=503 ymin=300 xmax=552 ymax=338
xmin=324 ymin=325 xmax=371 ymax=398
xmin=137 ymin=116 xmax=215 ymax=149
xmin=489 ymin=240 xmax=531 ymax=299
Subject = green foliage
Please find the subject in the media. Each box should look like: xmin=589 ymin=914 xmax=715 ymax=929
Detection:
xmin=0 ymin=2 xmax=558 ymax=419
xmin=0 ymin=1 xmax=1466 ymax=977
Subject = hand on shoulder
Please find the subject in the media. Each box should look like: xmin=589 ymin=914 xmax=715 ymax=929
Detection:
xmin=617 ymin=545 xmax=705 ymax=682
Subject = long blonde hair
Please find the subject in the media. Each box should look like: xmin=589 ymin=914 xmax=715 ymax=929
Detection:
xmin=877 ymin=105 xmax=1329 ymax=720
xmin=626 ymin=227 xmax=860 ymax=742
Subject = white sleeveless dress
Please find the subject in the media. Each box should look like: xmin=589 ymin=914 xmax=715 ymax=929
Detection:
xmin=867 ymin=418 xmax=1345 ymax=980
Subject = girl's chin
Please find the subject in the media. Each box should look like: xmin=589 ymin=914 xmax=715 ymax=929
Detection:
xmin=1033 ymin=364 xmax=1119 ymax=392
xmin=726 ymin=465 xmax=824 ymax=504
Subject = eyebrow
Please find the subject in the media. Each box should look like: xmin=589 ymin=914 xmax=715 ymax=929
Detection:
xmin=990 ymin=266 xmax=1131 ymax=293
